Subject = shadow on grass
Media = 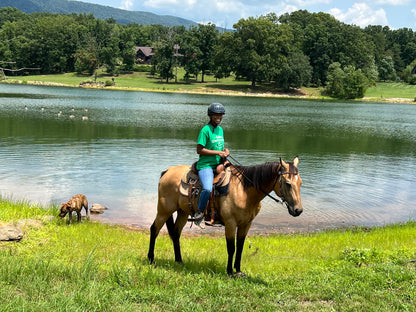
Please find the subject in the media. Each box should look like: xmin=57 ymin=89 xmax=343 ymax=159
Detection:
xmin=141 ymin=257 xmax=268 ymax=285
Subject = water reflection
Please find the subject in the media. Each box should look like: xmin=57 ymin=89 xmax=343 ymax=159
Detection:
xmin=0 ymin=84 xmax=415 ymax=233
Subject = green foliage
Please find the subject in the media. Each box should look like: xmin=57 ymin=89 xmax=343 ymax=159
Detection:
xmin=180 ymin=23 xmax=219 ymax=82
xmin=2 ymin=7 xmax=416 ymax=91
xmin=378 ymin=56 xmax=397 ymax=81
xmin=275 ymin=51 xmax=312 ymax=90
xmin=326 ymin=63 xmax=369 ymax=99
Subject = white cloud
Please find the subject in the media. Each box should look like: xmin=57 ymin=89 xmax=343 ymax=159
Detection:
xmin=375 ymin=0 xmax=411 ymax=5
xmin=143 ymin=0 xmax=178 ymax=9
xmin=120 ymin=0 xmax=134 ymax=10
xmin=329 ymin=3 xmax=388 ymax=27
xmin=292 ymin=0 xmax=331 ymax=5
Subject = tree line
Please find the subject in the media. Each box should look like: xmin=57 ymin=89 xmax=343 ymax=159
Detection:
xmin=1 ymin=7 xmax=416 ymax=98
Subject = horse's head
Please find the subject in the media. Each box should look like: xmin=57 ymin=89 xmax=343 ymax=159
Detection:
xmin=276 ymin=156 xmax=303 ymax=217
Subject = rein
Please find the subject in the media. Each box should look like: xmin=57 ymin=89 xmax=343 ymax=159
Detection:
xmin=227 ymin=155 xmax=289 ymax=206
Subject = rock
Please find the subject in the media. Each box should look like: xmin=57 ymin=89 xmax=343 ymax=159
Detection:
xmin=90 ymin=203 xmax=108 ymax=214
xmin=0 ymin=222 xmax=24 ymax=241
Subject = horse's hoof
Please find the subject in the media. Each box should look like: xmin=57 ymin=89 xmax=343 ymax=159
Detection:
xmin=235 ymin=271 xmax=246 ymax=278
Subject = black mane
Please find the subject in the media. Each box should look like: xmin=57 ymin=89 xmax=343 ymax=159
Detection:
xmin=233 ymin=162 xmax=280 ymax=190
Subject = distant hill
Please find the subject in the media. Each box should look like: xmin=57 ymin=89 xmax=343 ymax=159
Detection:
xmin=0 ymin=0 xmax=199 ymax=27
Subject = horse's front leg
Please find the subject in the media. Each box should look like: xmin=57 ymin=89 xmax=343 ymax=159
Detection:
xmin=225 ymin=224 xmax=237 ymax=276
xmin=234 ymin=224 xmax=251 ymax=277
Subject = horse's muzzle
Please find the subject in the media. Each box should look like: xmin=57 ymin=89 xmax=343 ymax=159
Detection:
xmin=288 ymin=205 xmax=303 ymax=217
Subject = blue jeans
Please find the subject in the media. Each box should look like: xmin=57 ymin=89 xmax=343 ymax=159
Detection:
xmin=197 ymin=167 xmax=214 ymax=212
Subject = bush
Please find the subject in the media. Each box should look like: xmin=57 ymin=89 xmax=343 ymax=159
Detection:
xmin=325 ymin=63 xmax=369 ymax=99
xmin=132 ymin=64 xmax=152 ymax=72
xmin=105 ymin=80 xmax=115 ymax=87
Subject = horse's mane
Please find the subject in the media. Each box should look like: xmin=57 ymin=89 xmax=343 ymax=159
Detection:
xmin=233 ymin=162 xmax=280 ymax=190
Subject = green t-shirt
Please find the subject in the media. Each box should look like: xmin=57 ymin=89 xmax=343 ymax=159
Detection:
xmin=196 ymin=124 xmax=225 ymax=170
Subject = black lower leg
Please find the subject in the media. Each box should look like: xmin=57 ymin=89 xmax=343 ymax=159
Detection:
xmin=148 ymin=222 xmax=157 ymax=263
xmin=226 ymin=238 xmax=235 ymax=276
xmin=166 ymin=215 xmax=182 ymax=262
xmin=234 ymin=236 xmax=246 ymax=273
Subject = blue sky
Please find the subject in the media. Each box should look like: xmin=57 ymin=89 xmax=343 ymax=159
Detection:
xmin=78 ymin=0 xmax=416 ymax=30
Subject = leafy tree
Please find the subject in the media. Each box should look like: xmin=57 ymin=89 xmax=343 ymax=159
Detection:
xmin=343 ymin=66 xmax=368 ymax=99
xmin=153 ymin=41 xmax=175 ymax=83
xmin=326 ymin=62 xmax=346 ymax=98
xmin=195 ymin=23 xmax=218 ymax=82
xmin=74 ymin=45 xmax=98 ymax=74
xmin=274 ymin=51 xmax=312 ymax=90
xmin=229 ymin=16 xmax=293 ymax=87
xmin=378 ymin=56 xmax=396 ymax=81
xmin=280 ymin=10 xmax=375 ymax=86
xmin=326 ymin=62 xmax=369 ymax=99
xmin=212 ymin=31 xmax=235 ymax=80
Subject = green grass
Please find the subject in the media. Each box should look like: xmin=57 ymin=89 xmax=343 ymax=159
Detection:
xmin=1 ymin=198 xmax=415 ymax=311
xmin=365 ymin=82 xmax=416 ymax=100
xmin=4 ymin=71 xmax=416 ymax=102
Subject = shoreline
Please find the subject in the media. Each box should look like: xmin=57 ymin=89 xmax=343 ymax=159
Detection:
xmin=2 ymin=79 xmax=416 ymax=105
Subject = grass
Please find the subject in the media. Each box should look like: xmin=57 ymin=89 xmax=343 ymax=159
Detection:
xmin=365 ymin=82 xmax=416 ymax=101
xmin=5 ymin=70 xmax=416 ymax=103
xmin=1 ymin=198 xmax=415 ymax=311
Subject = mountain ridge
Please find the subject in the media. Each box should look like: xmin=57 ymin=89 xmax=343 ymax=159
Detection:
xmin=0 ymin=0 xmax=200 ymax=27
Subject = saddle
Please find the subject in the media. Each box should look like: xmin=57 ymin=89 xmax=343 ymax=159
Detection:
xmin=179 ymin=162 xmax=232 ymax=226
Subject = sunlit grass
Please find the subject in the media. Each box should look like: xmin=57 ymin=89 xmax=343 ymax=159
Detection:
xmin=1 ymin=198 xmax=415 ymax=311
xmin=365 ymin=82 xmax=416 ymax=100
xmin=4 ymin=71 xmax=416 ymax=102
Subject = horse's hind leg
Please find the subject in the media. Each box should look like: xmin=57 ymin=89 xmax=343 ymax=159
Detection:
xmin=148 ymin=213 xmax=168 ymax=264
xmin=166 ymin=210 xmax=188 ymax=263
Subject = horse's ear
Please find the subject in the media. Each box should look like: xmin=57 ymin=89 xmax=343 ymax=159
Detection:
xmin=280 ymin=158 xmax=288 ymax=167
xmin=293 ymin=156 xmax=299 ymax=167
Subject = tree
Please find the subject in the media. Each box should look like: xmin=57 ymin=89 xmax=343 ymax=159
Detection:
xmin=326 ymin=62 xmax=369 ymax=99
xmin=274 ymin=51 xmax=312 ymax=90
xmin=343 ymin=66 xmax=368 ymax=99
xmin=74 ymin=45 xmax=98 ymax=75
xmin=326 ymin=62 xmax=346 ymax=98
xmin=378 ymin=56 xmax=396 ymax=81
xmin=229 ymin=16 xmax=292 ymax=87
xmin=153 ymin=41 xmax=175 ymax=83
xmin=195 ymin=23 xmax=218 ymax=82
xmin=212 ymin=31 xmax=235 ymax=80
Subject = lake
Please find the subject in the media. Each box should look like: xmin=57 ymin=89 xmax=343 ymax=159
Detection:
xmin=0 ymin=83 xmax=415 ymax=234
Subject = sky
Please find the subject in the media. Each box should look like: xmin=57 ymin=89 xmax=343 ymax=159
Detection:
xmin=77 ymin=0 xmax=416 ymax=30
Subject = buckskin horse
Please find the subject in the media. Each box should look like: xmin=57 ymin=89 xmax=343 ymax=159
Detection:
xmin=148 ymin=156 xmax=303 ymax=277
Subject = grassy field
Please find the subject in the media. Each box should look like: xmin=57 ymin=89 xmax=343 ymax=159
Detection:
xmin=0 ymin=198 xmax=415 ymax=311
xmin=3 ymin=71 xmax=416 ymax=102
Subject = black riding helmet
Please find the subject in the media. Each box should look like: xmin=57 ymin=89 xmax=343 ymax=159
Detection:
xmin=207 ymin=102 xmax=225 ymax=115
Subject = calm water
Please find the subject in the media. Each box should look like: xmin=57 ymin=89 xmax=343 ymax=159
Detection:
xmin=0 ymin=83 xmax=415 ymax=233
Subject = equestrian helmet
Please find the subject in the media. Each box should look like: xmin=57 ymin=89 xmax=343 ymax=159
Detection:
xmin=207 ymin=102 xmax=225 ymax=115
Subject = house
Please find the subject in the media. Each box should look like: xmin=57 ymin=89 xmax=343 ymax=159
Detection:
xmin=135 ymin=47 xmax=154 ymax=64
xmin=135 ymin=45 xmax=182 ymax=64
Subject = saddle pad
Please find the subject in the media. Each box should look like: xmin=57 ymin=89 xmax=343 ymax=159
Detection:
xmin=179 ymin=166 xmax=232 ymax=197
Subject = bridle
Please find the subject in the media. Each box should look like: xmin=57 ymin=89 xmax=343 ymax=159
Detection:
xmin=228 ymin=156 xmax=295 ymax=208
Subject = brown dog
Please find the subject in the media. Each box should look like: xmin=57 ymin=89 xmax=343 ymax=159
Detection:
xmin=59 ymin=194 xmax=89 ymax=224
